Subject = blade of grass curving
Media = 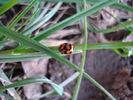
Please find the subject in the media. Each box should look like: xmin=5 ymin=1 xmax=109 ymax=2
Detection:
xmin=102 ymin=9 xmax=132 ymax=32
xmin=72 ymin=1 xmax=88 ymax=99
xmin=111 ymin=3 xmax=133 ymax=12
xmin=7 ymin=0 xmax=38 ymax=29
xmin=27 ymin=72 xmax=79 ymax=100
xmin=0 ymin=92 xmax=14 ymax=100
xmin=112 ymin=49 xmax=128 ymax=57
xmin=88 ymin=11 xmax=133 ymax=34
xmin=88 ymin=20 xmax=133 ymax=34
xmin=0 ymin=69 xmax=21 ymax=99
xmin=0 ymin=76 xmax=63 ymax=95
xmin=0 ymin=0 xmax=19 ymax=15
xmin=0 ymin=23 xmax=5 ymax=27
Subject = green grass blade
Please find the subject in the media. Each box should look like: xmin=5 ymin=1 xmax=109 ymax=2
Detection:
xmin=72 ymin=1 xmax=88 ymax=99
xmin=0 ymin=92 xmax=14 ymax=100
xmin=0 ymin=76 xmax=63 ymax=95
xmin=0 ymin=0 xmax=19 ymax=15
xmin=111 ymin=3 xmax=133 ymax=12
xmin=1 ymin=41 xmax=133 ymax=62
xmin=0 ymin=69 xmax=21 ymax=99
xmin=0 ymin=23 xmax=5 ymax=27
xmin=1 ymin=41 xmax=133 ymax=55
xmin=27 ymin=72 xmax=79 ymax=100
xmin=0 ymin=54 xmax=47 ymax=63
xmin=88 ymin=20 xmax=133 ymax=34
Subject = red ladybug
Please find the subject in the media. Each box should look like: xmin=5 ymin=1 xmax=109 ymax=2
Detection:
xmin=59 ymin=43 xmax=74 ymax=54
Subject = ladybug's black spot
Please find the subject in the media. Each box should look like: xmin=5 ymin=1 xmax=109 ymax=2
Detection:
xmin=58 ymin=43 xmax=73 ymax=54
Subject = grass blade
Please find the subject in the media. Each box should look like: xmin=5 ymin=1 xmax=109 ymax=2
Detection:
xmin=0 ymin=76 xmax=63 ymax=95
xmin=0 ymin=69 xmax=21 ymax=99
xmin=0 ymin=92 xmax=14 ymax=100
xmin=0 ymin=0 xmax=19 ymax=15
xmin=72 ymin=1 xmax=88 ymax=99
xmin=1 ymin=41 xmax=133 ymax=62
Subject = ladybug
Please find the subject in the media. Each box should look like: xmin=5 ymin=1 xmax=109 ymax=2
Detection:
xmin=58 ymin=43 xmax=74 ymax=54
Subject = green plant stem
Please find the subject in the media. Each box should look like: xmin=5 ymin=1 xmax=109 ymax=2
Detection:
xmin=0 ymin=42 xmax=133 ymax=57
xmin=72 ymin=1 xmax=88 ymax=100
xmin=112 ymin=49 xmax=128 ymax=57
xmin=103 ymin=9 xmax=132 ymax=32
